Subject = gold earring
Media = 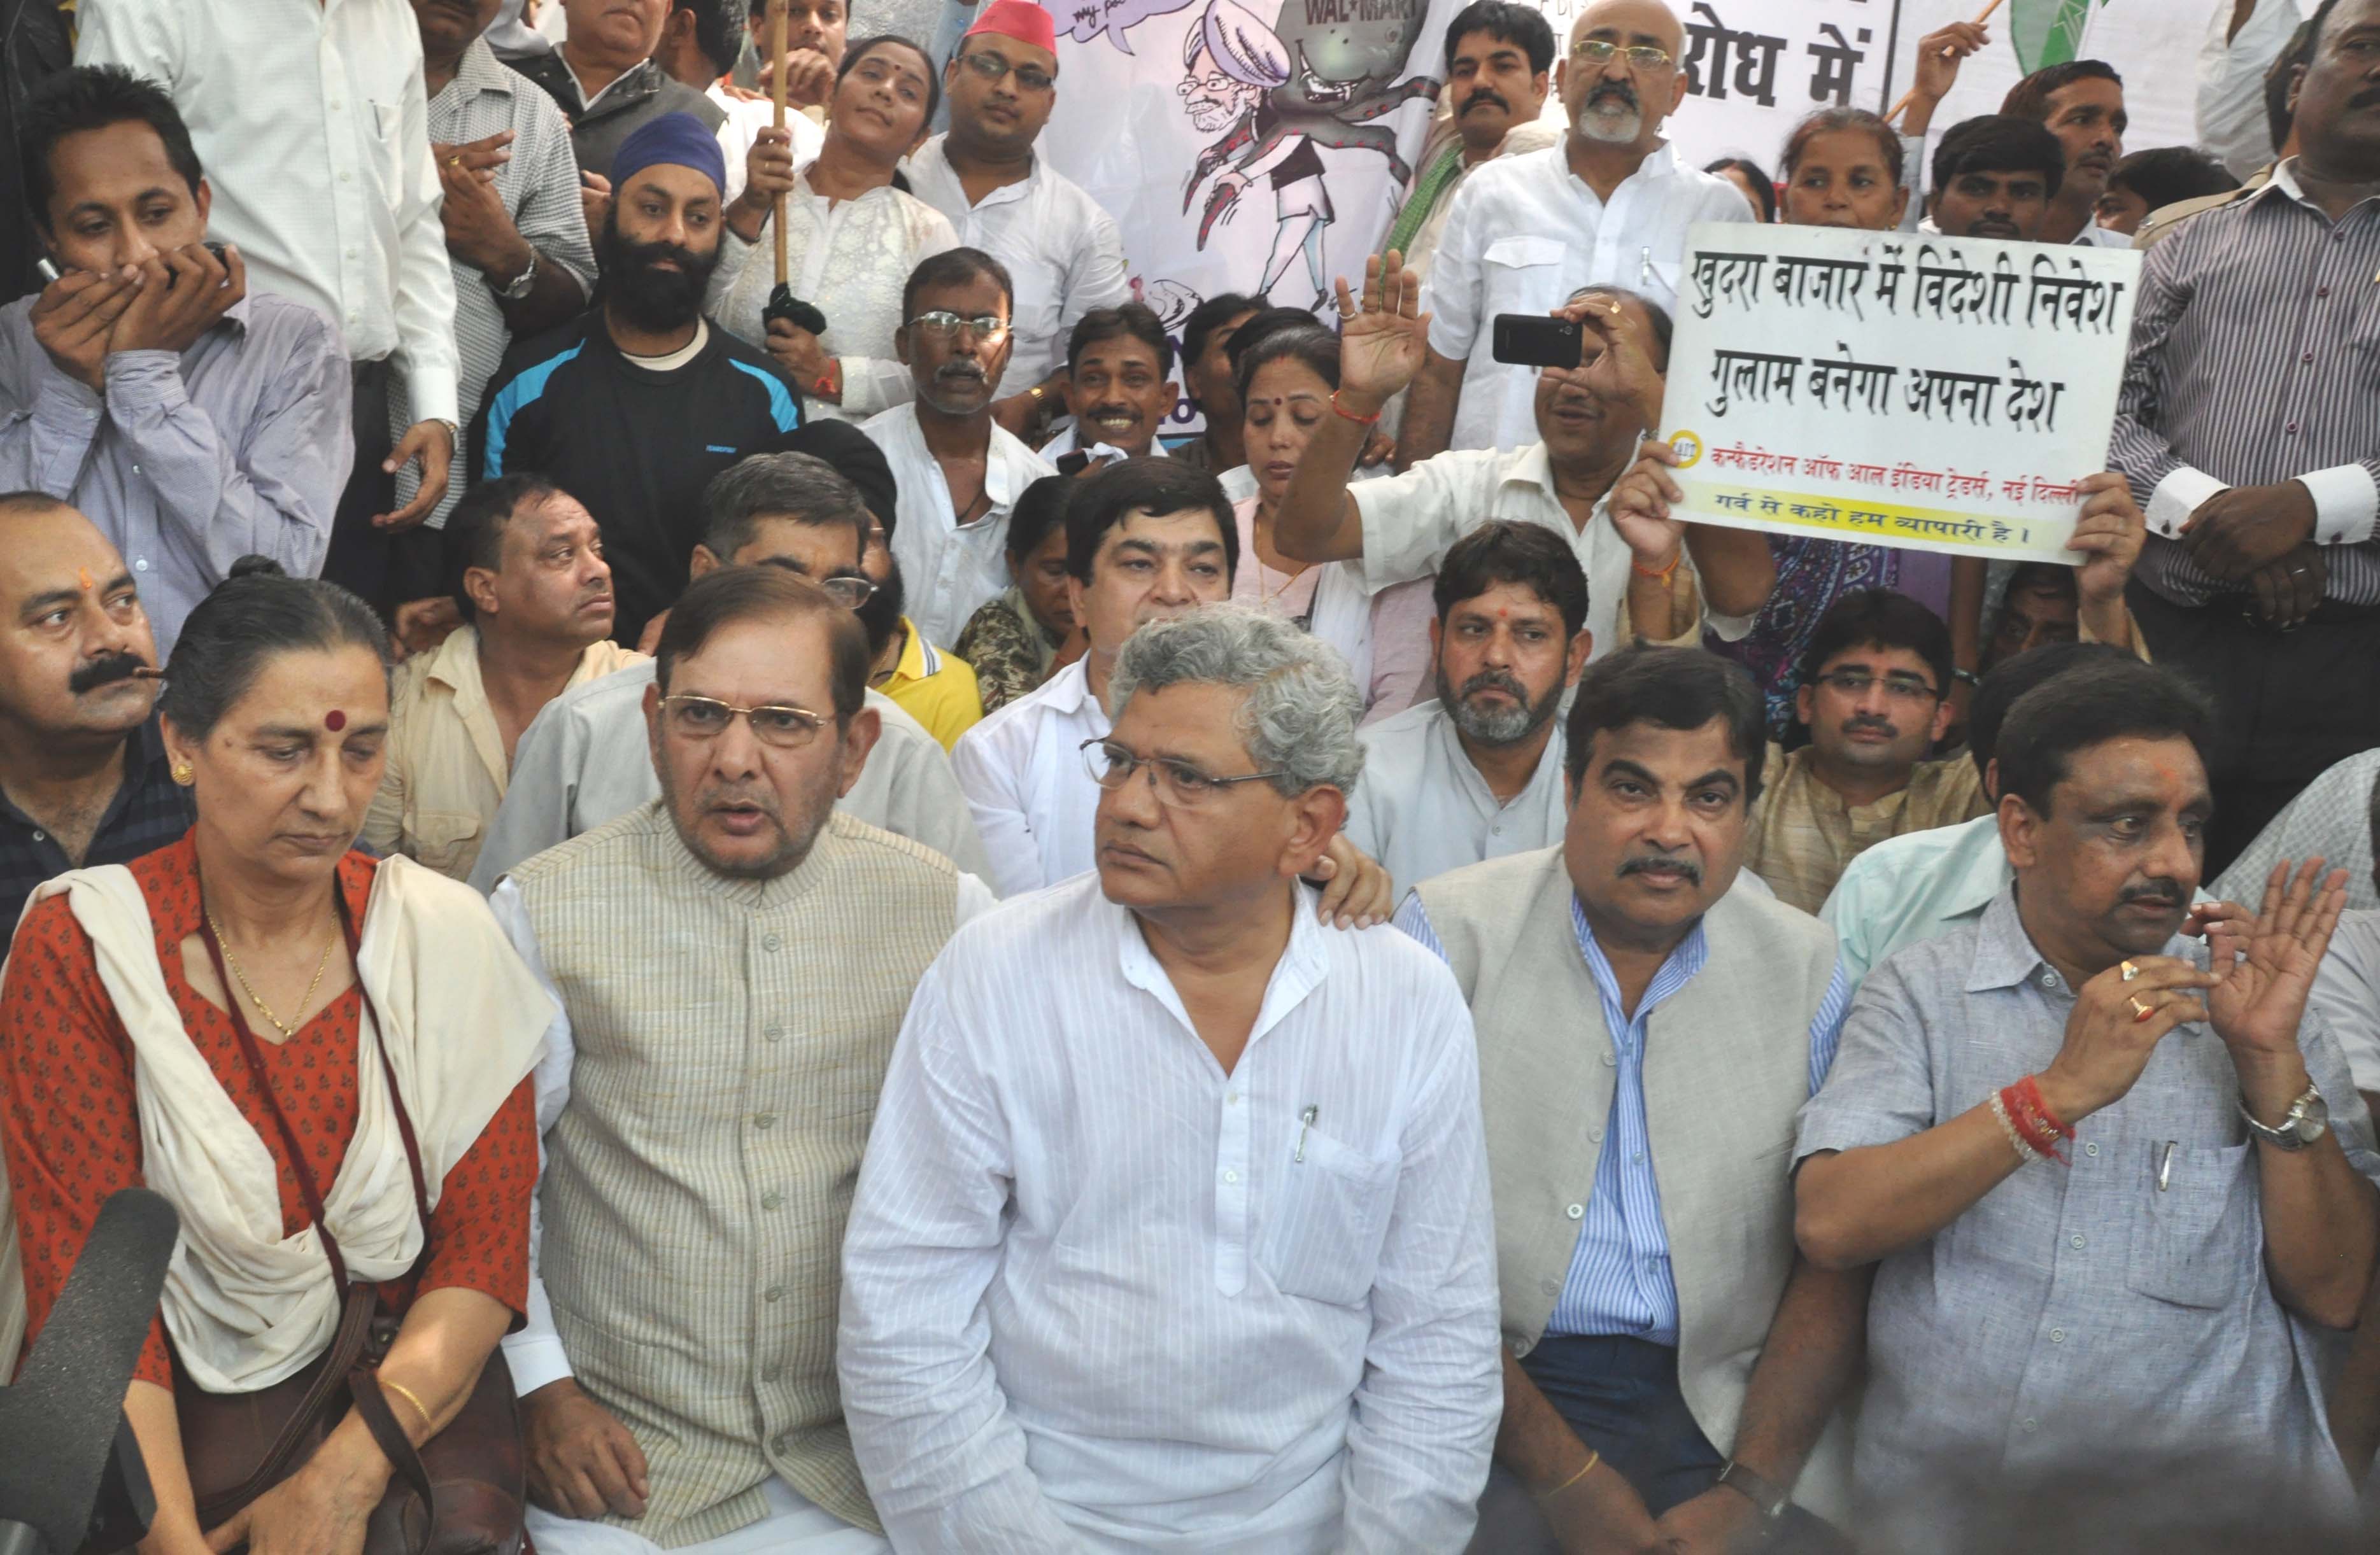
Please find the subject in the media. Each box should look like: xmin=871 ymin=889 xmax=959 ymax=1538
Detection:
xmin=171 ymin=763 xmax=194 ymax=785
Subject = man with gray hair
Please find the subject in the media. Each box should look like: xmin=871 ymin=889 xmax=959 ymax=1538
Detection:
xmin=840 ymin=603 xmax=1503 ymax=1552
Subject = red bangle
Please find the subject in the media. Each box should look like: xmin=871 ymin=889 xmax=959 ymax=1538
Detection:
xmin=1329 ymin=389 xmax=1380 ymax=425
xmin=2002 ymin=1076 xmax=2072 ymax=1165
xmin=1631 ymin=548 xmax=1681 ymax=583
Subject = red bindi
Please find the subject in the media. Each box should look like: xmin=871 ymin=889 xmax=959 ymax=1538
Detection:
xmin=324 ymin=710 xmax=346 ymax=731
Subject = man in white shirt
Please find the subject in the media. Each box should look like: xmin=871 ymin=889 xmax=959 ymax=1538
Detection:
xmin=1399 ymin=0 xmax=1750 ymax=461
xmin=77 ymin=0 xmax=464 ymax=606
xmin=1999 ymin=60 xmax=2134 ymax=248
xmin=902 ymin=0 xmax=1130 ymax=429
xmin=949 ymin=456 xmax=1392 ymax=918
xmin=863 ymin=248 xmax=1057 ymax=647
xmin=471 ymin=433 xmax=991 ymax=887
xmin=494 ymin=565 xmax=993 ymax=1554
xmin=1348 ymin=521 xmax=1589 ymax=897
xmin=840 ymin=603 xmax=1501 ymax=1554
xmin=1036 ymin=303 xmax=1178 ymax=465
xmin=1275 ymin=267 xmax=1774 ymax=663
xmin=2198 ymin=0 xmax=2306 ymax=179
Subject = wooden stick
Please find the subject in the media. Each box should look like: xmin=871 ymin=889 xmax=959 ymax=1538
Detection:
xmin=1884 ymin=0 xmax=2005 ymax=124
xmin=769 ymin=0 xmax=789 ymax=287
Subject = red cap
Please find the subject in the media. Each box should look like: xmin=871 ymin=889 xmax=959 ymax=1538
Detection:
xmin=965 ymin=0 xmax=1058 ymax=55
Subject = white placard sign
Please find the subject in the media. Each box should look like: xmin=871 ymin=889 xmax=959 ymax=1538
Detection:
xmin=1655 ymin=221 xmax=2141 ymax=563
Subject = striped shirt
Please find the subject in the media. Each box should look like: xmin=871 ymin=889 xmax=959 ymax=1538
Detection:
xmin=1397 ymin=891 xmax=1848 ymax=1344
xmin=391 ymin=38 xmax=594 ymax=528
xmin=839 ymin=875 xmax=1501 ymax=1553
xmin=2112 ymin=158 xmax=2380 ymax=606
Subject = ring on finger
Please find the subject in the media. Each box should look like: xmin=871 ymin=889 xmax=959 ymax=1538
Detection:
xmin=2120 ymin=960 xmax=2141 ymax=982
xmin=2128 ymin=995 xmax=2155 ymax=1024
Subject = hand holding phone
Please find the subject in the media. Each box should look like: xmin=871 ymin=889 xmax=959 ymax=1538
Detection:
xmin=1491 ymin=313 xmax=1583 ymax=370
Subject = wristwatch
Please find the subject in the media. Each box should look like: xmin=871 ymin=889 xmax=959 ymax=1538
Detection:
xmin=2239 ymin=1083 xmax=2330 ymax=1151
xmin=1714 ymin=1460 xmax=1791 ymax=1523
xmin=493 ymin=252 xmax=539 ymax=301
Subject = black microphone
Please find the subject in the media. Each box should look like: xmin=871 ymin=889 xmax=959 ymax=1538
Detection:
xmin=0 ymin=1187 xmax=178 ymax=1554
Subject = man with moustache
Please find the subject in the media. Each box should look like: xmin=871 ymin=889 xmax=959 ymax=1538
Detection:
xmin=1384 ymin=2 xmax=1562 ymax=286
xmin=1924 ymin=115 xmax=2067 ymax=242
xmin=1742 ymin=591 xmax=1989 ymax=915
xmin=1399 ymin=647 xmax=1864 ymax=1552
xmin=1399 ymin=0 xmax=1751 ymax=461
xmin=0 ymin=493 xmax=190 ymax=932
xmin=1795 ymin=658 xmax=2380 ymax=1536
xmin=1037 ymin=304 xmax=1178 ymax=465
xmin=1347 ymin=522 xmax=1592 ymax=897
xmin=861 ymin=248 xmax=1056 ymax=650
xmin=511 ymin=0 xmax=726 ymax=185
xmin=474 ymin=111 xmax=806 ymax=647
xmin=492 ymin=566 xmax=993 ymax=1554
xmin=363 ymin=475 xmax=642 ymax=881
xmin=2001 ymin=60 xmax=2133 ymax=248
xmin=903 ymin=0 xmax=1130 ymax=427
xmin=1275 ymin=272 xmax=1775 ymax=663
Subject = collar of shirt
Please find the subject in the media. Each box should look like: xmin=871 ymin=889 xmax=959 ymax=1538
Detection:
xmin=1552 ymin=137 xmax=1687 ymax=204
xmin=1962 ymin=883 xmax=2193 ymax=996
xmin=1037 ymin=655 xmax=1098 ymax=718
xmin=436 ymin=36 xmax=521 ymax=111
xmin=886 ymin=616 xmax=946 ymax=687
xmin=881 ymin=402 xmax=1048 ymax=523
xmin=0 ymin=715 xmax=169 ymax=832
xmin=909 ymin=134 xmax=1041 ymax=213
xmin=1114 ymin=879 xmax=1332 ymax=1053
xmin=419 ymin=625 xmax=631 ymax=787
xmin=1568 ymin=892 xmax=1708 ymax=1034
xmin=560 ymin=55 xmax=660 ymax=115
xmin=2252 ymin=155 xmax=2380 ymax=221
xmin=1424 ymin=700 xmax=1565 ymax=813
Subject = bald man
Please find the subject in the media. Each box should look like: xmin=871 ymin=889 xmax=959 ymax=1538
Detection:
xmin=1401 ymin=0 xmax=1751 ymax=463
xmin=0 ymin=493 xmax=190 ymax=931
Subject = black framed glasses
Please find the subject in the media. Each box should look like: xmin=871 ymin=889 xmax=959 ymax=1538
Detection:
xmin=658 ymin=694 xmax=832 ymax=748
xmin=1573 ymin=38 xmax=1673 ymax=69
xmin=958 ymin=50 xmax=1055 ymax=92
xmin=1080 ymin=737 xmax=1285 ymax=808
xmin=1811 ymin=670 xmax=1941 ymax=705
xmin=909 ymin=309 xmax=1011 ymax=342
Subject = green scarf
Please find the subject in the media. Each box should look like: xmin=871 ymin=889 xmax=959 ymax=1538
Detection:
xmin=1382 ymin=143 xmax=1467 ymax=260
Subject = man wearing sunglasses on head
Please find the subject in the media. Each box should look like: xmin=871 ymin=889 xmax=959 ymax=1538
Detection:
xmin=1401 ymin=0 xmax=1752 ymax=468
xmin=862 ymin=246 xmax=1058 ymax=651
xmin=902 ymin=0 xmax=1130 ymax=443
xmin=489 ymin=561 xmax=996 ymax=1555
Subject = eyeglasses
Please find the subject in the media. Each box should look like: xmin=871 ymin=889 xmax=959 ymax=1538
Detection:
xmin=909 ymin=309 xmax=1010 ymax=342
xmin=1080 ymin=737 xmax=1284 ymax=808
xmin=1572 ymin=38 xmax=1674 ymax=69
xmin=959 ymin=50 xmax=1055 ymax=92
xmin=818 ymin=573 xmax=876 ymax=609
xmin=1811 ymin=670 xmax=1941 ymax=704
xmin=658 ymin=694 xmax=832 ymax=748
xmin=1175 ymin=73 xmax=1237 ymax=95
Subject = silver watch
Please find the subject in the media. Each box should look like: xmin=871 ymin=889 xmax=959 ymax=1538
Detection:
xmin=493 ymin=253 xmax=538 ymax=300
xmin=2239 ymin=1083 xmax=2330 ymax=1151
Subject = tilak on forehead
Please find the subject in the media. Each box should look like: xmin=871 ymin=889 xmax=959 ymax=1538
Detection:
xmin=78 ymin=566 xmax=94 ymax=591
xmin=325 ymin=709 xmax=346 ymax=731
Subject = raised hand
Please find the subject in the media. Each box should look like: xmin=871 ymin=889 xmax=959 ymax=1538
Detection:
xmin=2206 ymin=858 xmax=2349 ymax=1062
xmin=1330 ymin=250 xmax=1431 ymax=411
xmin=30 ymin=267 xmax=140 ymax=390
xmin=2065 ymin=472 xmax=2146 ymax=607
xmin=1562 ymin=291 xmax=1664 ymax=430
xmin=1606 ymin=437 xmax=1689 ymax=565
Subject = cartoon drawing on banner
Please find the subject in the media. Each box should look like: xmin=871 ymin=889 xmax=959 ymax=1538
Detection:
xmin=1177 ymin=0 xmax=1439 ymax=310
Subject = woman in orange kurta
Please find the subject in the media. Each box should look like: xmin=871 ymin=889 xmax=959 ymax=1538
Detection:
xmin=0 ymin=561 xmax=541 ymax=1555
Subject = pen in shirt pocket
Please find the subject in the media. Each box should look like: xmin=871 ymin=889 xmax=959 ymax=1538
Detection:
xmin=1295 ymin=1104 xmax=1319 ymax=1163
xmin=1639 ymin=246 xmax=1652 ymax=288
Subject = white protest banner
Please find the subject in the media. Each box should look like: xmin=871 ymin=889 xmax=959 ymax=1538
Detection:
xmin=1654 ymin=221 xmax=2140 ymax=561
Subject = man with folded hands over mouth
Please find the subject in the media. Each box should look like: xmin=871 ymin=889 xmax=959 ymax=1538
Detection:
xmin=0 ymin=492 xmax=190 ymax=932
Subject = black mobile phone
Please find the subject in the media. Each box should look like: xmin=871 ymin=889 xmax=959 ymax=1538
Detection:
xmin=1491 ymin=313 xmax=1583 ymax=370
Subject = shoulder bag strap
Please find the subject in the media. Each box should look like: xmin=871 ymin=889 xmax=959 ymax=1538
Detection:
xmin=332 ymin=883 xmax=434 ymax=1298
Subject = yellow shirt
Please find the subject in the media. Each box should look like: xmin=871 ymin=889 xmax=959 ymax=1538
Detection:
xmin=876 ymin=617 xmax=982 ymax=752
xmin=362 ymin=626 xmax=645 ymax=880
xmin=1745 ymin=743 xmax=1991 ymax=915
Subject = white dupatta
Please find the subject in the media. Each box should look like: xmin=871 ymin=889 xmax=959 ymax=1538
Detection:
xmin=0 ymin=854 xmax=551 ymax=1391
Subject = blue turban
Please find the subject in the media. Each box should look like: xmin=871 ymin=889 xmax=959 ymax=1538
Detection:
xmin=609 ymin=111 xmax=727 ymax=198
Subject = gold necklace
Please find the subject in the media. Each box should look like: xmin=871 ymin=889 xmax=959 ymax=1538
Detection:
xmin=206 ymin=910 xmax=336 ymax=1043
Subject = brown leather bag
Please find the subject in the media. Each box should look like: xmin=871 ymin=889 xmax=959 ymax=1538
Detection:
xmin=166 ymin=887 xmax=527 ymax=1555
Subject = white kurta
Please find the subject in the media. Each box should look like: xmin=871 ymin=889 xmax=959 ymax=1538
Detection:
xmin=862 ymin=401 xmax=1058 ymax=648
xmin=947 ymin=657 xmax=1104 ymax=898
xmin=837 ymin=875 xmax=1502 ymax=1553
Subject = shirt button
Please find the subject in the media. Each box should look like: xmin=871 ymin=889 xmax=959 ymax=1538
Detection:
xmin=754 ymin=1113 xmax=776 ymax=1130
xmin=761 ymin=1192 xmax=783 ymax=1210
xmin=1631 ymin=1151 xmax=1645 ymax=1164
xmin=763 ymin=1286 xmax=784 ymax=1303
xmin=2319 ymin=285 xmax=2332 ymax=299
xmin=772 ymin=1433 xmax=789 ymax=1453
xmin=2084 ymin=1142 xmax=2099 ymax=1157
xmin=2070 ymin=1234 xmax=2086 ymax=1249
xmin=1566 ymin=1203 xmax=1585 ymax=1220
xmin=2022 ymin=1418 xmax=2039 ymax=1433
xmin=1222 ymin=1169 xmax=1239 ymax=1184
xmin=761 ymin=1364 xmax=781 ymax=1382
xmin=1601 ymin=1051 xmax=1617 ymax=1068
xmin=31 ymin=829 xmax=44 ymax=842
xmin=1590 ymin=1125 xmax=1604 ymax=1143
xmin=2286 ymin=421 xmax=2300 ymax=435
xmin=1540 ymin=1279 xmax=1558 ymax=1297
xmin=130 ymin=463 xmax=141 ymax=475
xmin=339 ymin=170 xmax=351 ymax=183
xmin=2048 ymin=1328 xmax=2065 ymax=1344
xmin=763 ymin=1024 xmax=784 ymax=1041
xmin=2303 ymin=351 xmax=2315 ymax=365
xmin=2040 ymin=970 xmax=2061 ymax=990
xmin=763 ymin=933 xmax=781 ymax=951
xmin=134 ymin=558 xmax=150 ymax=572
xmin=1226 ymin=1092 xmax=1240 ymax=1106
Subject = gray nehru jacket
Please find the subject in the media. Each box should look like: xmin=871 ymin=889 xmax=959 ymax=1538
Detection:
xmin=467 ymin=658 xmax=991 ymax=890
xmin=1796 ymin=886 xmax=2380 ymax=1531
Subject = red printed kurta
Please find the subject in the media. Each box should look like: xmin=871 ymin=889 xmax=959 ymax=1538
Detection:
xmin=1 ymin=832 xmax=535 ymax=1388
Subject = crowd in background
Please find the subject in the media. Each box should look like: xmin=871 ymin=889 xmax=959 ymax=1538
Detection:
xmin=1 ymin=0 xmax=2379 ymax=1551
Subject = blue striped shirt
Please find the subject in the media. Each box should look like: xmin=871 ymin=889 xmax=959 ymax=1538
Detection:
xmin=1396 ymin=890 xmax=1850 ymax=1345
